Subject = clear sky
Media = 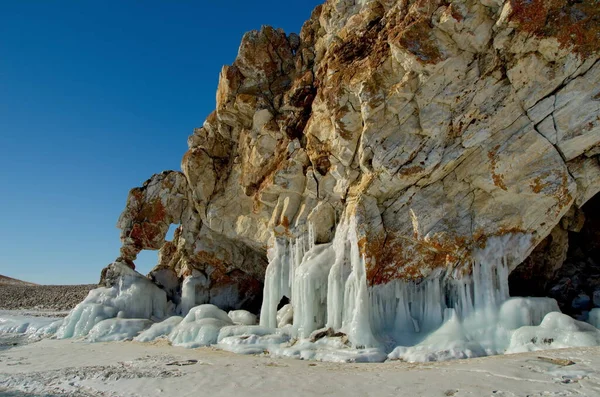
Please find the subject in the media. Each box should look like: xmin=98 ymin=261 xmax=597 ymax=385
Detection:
xmin=0 ymin=1 xmax=323 ymax=285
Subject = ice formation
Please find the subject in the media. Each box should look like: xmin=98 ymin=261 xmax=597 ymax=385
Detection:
xmin=3 ymin=216 xmax=600 ymax=363
xmin=252 ymin=216 xmax=584 ymax=361
xmin=506 ymin=312 xmax=600 ymax=353
xmin=134 ymin=316 xmax=183 ymax=342
xmin=168 ymin=304 xmax=233 ymax=348
xmin=228 ymin=310 xmax=257 ymax=325
xmin=180 ymin=272 xmax=209 ymax=316
xmin=56 ymin=262 xmax=167 ymax=339
xmin=86 ymin=318 xmax=153 ymax=342
xmin=0 ymin=312 xmax=61 ymax=337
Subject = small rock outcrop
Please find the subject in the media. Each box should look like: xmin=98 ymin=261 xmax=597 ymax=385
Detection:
xmin=111 ymin=0 xmax=600 ymax=311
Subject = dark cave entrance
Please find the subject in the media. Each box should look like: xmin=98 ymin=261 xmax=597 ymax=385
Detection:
xmin=509 ymin=193 xmax=600 ymax=316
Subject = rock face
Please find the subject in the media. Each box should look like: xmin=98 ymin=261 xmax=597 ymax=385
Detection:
xmin=112 ymin=0 xmax=600 ymax=311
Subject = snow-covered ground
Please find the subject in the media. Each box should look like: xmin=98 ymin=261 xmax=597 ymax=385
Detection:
xmin=1 ymin=335 xmax=599 ymax=397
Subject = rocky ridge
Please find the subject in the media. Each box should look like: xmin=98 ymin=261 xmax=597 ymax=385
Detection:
xmin=111 ymin=0 xmax=600 ymax=312
xmin=0 ymin=284 xmax=97 ymax=312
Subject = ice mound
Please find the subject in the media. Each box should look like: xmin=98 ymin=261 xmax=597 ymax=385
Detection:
xmin=228 ymin=310 xmax=257 ymax=325
xmin=33 ymin=319 xmax=64 ymax=338
xmin=218 ymin=332 xmax=291 ymax=355
xmin=168 ymin=304 xmax=233 ymax=348
xmin=498 ymin=297 xmax=560 ymax=330
xmin=507 ymin=312 xmax=600 ymax=353
xmin=56 ymin=262 xmax=168 ymax=339
xmin=215 ymin=325 xmax=386 ymax=362
xmin=134 ymin=316 xmax=183 ymax=342
xmin=217 ymin=325 xmax=280 ymax=342
xmin=388 ymin=309 xmax=488 ymax=362
xmin=270 ymin=338 xmax=388 ymax=363
xmin=87 ymin=318 xmax=153 ymax=342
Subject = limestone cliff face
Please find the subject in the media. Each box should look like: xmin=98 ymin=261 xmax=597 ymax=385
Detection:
xmin=113 ymin=0 xmax=600 ymax=310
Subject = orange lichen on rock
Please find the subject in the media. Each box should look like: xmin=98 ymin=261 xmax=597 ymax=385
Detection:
xmin=359 ymin=231 xmax=466 ymax=285
xmin=509 ymin=0 xmax=600 ymax=57
xmin=553 ymin=169 xmax=573 ymax=213
xmin=473 ymin=226 xmax=528 ymax=249
xmin=391 ymin=19 xmax=444 ymax=64
xmin=488 ymin=145 xmax=508 ymax=191
xmin=530 ymin=175 xmax=547 ymax=193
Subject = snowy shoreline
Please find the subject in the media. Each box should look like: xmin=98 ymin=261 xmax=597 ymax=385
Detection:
xmin=1 ymin=335 xmax=600 ymax=397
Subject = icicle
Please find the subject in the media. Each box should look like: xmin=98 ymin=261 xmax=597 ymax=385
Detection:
xmin=180 ymin=273 xmax=208 ymax=316
xmin=259 ymin=239 xmax=292 ymax=328
xmin=326 ymin=223 xmax=352 ymax=330
xmin=292 ymin=244 xmax=335 ymax=338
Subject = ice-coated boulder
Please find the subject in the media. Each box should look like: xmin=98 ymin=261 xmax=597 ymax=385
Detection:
xmin=507 ymin=312 xmax=600 ymax=353
xmin=168 ymin=304 xmax=233 ymax=348
xmin=57 ymin=261 xmax=167 ymax=339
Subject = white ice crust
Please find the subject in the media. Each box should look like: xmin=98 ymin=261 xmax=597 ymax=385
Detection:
xmin=0 ymin=312 xmax=61 ymax=337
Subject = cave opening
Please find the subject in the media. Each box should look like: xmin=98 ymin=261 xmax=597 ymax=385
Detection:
xmin=509 ymin=193 xmax=600 ymax=316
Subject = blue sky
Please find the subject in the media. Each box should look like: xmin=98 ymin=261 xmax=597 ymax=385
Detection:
xmin=0 ymin=1 xmax=322 ymax=284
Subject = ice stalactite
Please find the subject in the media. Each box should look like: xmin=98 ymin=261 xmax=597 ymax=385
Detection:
xmin=259 ymin=217 xmax=384 ymax=347
xmin=180 ymin=272 xmax=209 ymax=316
xmin=326 ymin=217 xmax=378 ymax=348
xmin=259 ymin=228 xmax=315 ymax=329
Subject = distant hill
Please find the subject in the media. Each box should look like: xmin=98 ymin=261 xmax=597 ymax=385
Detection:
xmin=0 ymin=274 xmax=38 ymax=286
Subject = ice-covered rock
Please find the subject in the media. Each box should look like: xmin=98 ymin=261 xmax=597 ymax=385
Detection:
xmin=87 ymin=318 xmax=153 ymax=342
xmin=218 ymin=333 xmax=291 ymax=355
xmin=228 ymin=310 xmax=257 ymax=325
xmin=572 ymin=294 xmax=592 ymax=311
xmin=507 ymin=312 xmax=600 ymax=353
xmin=594 ymin=289 xmax=600 ymax=308
xmin=56 ymin=261 xmax=168 ymax=339
xmin=168 ymin=304 xmax=233 ymax=348
xmin=134 ymin=316 xmax=183 ymax=342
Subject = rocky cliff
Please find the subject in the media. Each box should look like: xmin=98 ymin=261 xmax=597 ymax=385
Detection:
xmin=112 ymin=0 xmax=600 ymax=314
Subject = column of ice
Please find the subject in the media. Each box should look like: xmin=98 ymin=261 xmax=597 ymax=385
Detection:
xmin=180 ymin=273 xmax=209 ymax=316
xmin=326 ymin=221 xmax=352 ymax=330
xmin=292 ymin=243 xmax=335 ymax=337
xmin=324 ymin=219 xmax=378 ymax=347
xmin=259 ymin=238 xmax=292 ymax=328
